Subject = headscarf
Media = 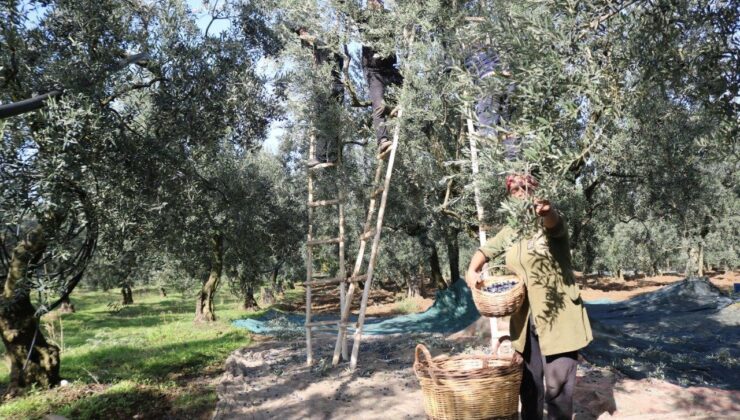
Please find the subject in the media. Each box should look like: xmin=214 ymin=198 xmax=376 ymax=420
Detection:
xmin=505 ymin=174 xmax=539 ymax=193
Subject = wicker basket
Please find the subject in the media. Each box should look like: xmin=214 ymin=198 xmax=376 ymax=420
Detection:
xmin=471 ymin=268 xmax=525 ymax=317
xmin=414 ymin=344 xmax=522 ymax=420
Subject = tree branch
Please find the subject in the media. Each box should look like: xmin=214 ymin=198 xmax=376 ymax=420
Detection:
xmin=100 ymin=77 xmax=164 ymax=107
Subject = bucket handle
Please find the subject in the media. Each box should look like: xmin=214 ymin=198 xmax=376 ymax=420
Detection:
xmin=414 ymin=344 xmax=439 ymax=384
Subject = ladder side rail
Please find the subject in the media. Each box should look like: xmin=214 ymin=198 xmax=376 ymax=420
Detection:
xmin=305 ymin=133 xmax=317 ymax=366
xmin=349 ymin=109 xmax=403 ymax=369
xmin=332 ymin=161 xmax=385 ymax=365
xmin=337 ymin=187 xmax=348 ymax=360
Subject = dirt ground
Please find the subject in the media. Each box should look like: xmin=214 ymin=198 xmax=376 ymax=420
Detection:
xmin=215 ymin=273 xmax=740 ymax=419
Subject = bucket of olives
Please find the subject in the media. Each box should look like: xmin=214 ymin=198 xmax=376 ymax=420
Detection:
xmin=471 ymin=267 xmax=525 ymax=317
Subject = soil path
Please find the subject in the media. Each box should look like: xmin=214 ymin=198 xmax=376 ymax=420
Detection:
xmin=215 ymin=335 xmax=739 ymax=419
xmin=215 ymin=273 xmax=740 ymax=419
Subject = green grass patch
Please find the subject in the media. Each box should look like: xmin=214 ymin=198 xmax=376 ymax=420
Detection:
xmin=0 ymin=288 xmax=258 ymax=419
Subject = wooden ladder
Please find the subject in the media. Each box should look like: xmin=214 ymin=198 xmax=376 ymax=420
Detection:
xmin=303 ymin=124 xmax=401 ymax=368
xmin=304 ymin=132 xmax=349 ymax=366
xmin=331 ymin=109 xmax=402 ymax=369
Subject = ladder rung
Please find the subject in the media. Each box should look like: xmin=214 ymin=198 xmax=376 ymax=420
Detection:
xmin=371 ymin=187 xmax=384 ymax=198
xmin=308 ymin=199 xmax=340 ymax=207
xmin=306 ymin=276 xmax=345 ymax=286
xmin=305 ymin=320 xmax=339 ymax=327
xmin=360 ymin=229 xmax=375 ymax=241
xmin=308 ymin=162 xmax=336 ymax=170
xmin=306 ymin=320 xmax=356 ymax=328
xmin=306 ymin=237 xmax=342 ymax=246
xmin=305 ymin=274 xmax=367 ymax=286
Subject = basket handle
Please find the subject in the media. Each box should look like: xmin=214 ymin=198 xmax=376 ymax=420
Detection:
xmin=491 ymin=335 xmax=512 ymax=357
xmin=414 ymin=344 xmax=439 ymax=384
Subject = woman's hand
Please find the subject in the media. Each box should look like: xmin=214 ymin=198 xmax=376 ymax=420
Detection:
xmin=465 ymin=250 xmax=488 ymax=288
xmin=533 ymin=198 xmax=551 ymax=216
xmin=465 ymin=269 xmax=481 ymax=289
xmin=534 ymin=198 xmax=560 ymax=229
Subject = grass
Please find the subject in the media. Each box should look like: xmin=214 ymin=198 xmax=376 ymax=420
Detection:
xmin=0 ymin=288 xmax=257 ymax=420
xmin=392 ymin=295 xmax=427 ymax=314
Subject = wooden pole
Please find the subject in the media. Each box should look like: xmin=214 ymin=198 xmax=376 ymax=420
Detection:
xmin=349 ymin=109 xmax=403 ymax=369
xmin=332 ymin=155 xmax=384 ymax=366
xmin=337 ymin=174 xmax=348 ymax=360
xmin=466 ymin=112 xmax=499 ymax=351
xmin=305 ymin=133 xmax=316 ymax=366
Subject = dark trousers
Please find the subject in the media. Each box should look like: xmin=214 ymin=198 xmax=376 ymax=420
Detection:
xmin=362 ymin=46 xmax=403 ymax=144
xmin=520 ymin=322 xmax=578 ymax=420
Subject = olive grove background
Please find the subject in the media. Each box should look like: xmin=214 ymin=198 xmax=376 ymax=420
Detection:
xmin=1 ymin=0 xmax=737 ymax=391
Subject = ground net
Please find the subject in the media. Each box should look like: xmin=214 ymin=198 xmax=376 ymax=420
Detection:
xmin=233 ymin=277 xmax=739 ymax=389
xmin=232 ymin=279 xmax=479 ymax=337
xmin=583 ymin=278 xmax=739 ymax=389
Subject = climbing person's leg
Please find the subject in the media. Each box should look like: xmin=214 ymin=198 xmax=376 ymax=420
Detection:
xmin=474 ymin=94 xmax=499 ymax=138
xmin=520 ymin=322 xmax=545 ymax=420
xmin=362 ymin=46 xmax=403 ymax=157
xmin=543 ymin=351 xmax=578 ymax=420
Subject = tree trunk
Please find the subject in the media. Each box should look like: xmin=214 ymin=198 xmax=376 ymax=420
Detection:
xmin=616 ymin=268 xmax=624 ymax=282
xmin=418 ymin=264 xmax=426 ymax=298
xmin=445 ymin=230 xmax=460 ymax=283
xmin=1 ymin=221 xmax=61 ymax=392
xmin=698 ymin=244 xmax=704 ymax=277
xmin=406 ymin=274 xmax=421 ymax=298
xmin=59 ymin=296 xmax=75 ymax=313
xmin=243 ymin=285 xmax=259 ymax=311
xmin=259 ymin=286 xmax=276 ymax=306
xmin=194 ymin=233 xmax=223 ymax=323
xmin=0 ymin=295 xmax=61 ymax=394
xmin=271 ymin=265 xmax=283 ymax=296
xmin=121 ymin=285 xmax=133 ymax=305
xmin=160 ymin=288 xmax=167 ymax=297
xmin=419 ymin=234 xmax=446 ymax=290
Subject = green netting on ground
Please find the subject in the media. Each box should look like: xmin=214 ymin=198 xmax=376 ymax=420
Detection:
xmin=232 ymin=279 xmax=480 ymax=336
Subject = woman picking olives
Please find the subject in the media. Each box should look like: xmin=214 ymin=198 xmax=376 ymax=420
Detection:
xmin=465 ymin=173 xmax=593 ymax=420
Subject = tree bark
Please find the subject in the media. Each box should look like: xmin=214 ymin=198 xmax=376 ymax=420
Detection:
xmin=259 ymin=286 xmax=276 ymax=306
xmin=419 ymin=234 xmax=446 ymax=290
xmin=271 ymin=265 xmax=283 ymax=296
xmin=194 ymin=233 xmax=223 ymax=323
xmin=59 ymin=296 xmax=75 ymax=313
xmin=160 ymin=287 xmax=167 ymax=297
xmin=1 ymin=221 xmax=61 ymax=392
xmin=406 ymin=273 xmax=421 ymax=298
xmin=121 ymin=284 xmax=133 ymax=305
xmin=445 ymin=230 xmax=460 ymax=283
xmin=243 ymin=285 xmax=259 ymax=311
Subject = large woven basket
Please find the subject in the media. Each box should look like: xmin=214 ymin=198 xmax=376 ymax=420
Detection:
xmin=471 ymin=268 xmax=525 ymax=317
xmin=413 ymin=343 xmax=522 ymax=420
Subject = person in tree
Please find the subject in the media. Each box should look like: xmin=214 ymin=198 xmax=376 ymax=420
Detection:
xmin=361 ymin=0 xmax=403 ymax=156
xmin=465 ymin=174 xmax=593 ymax=420
xmin=465 ymin=43 xmax=508 ymax=135
xmin=294 ymin=27 xmax=346 ymax=167
xmin=464 ymin=41 xmax=517 ymax=156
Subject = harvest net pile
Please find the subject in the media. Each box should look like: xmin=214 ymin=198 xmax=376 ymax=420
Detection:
xmin=583 ymin=278 xmax=739 ymax=389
